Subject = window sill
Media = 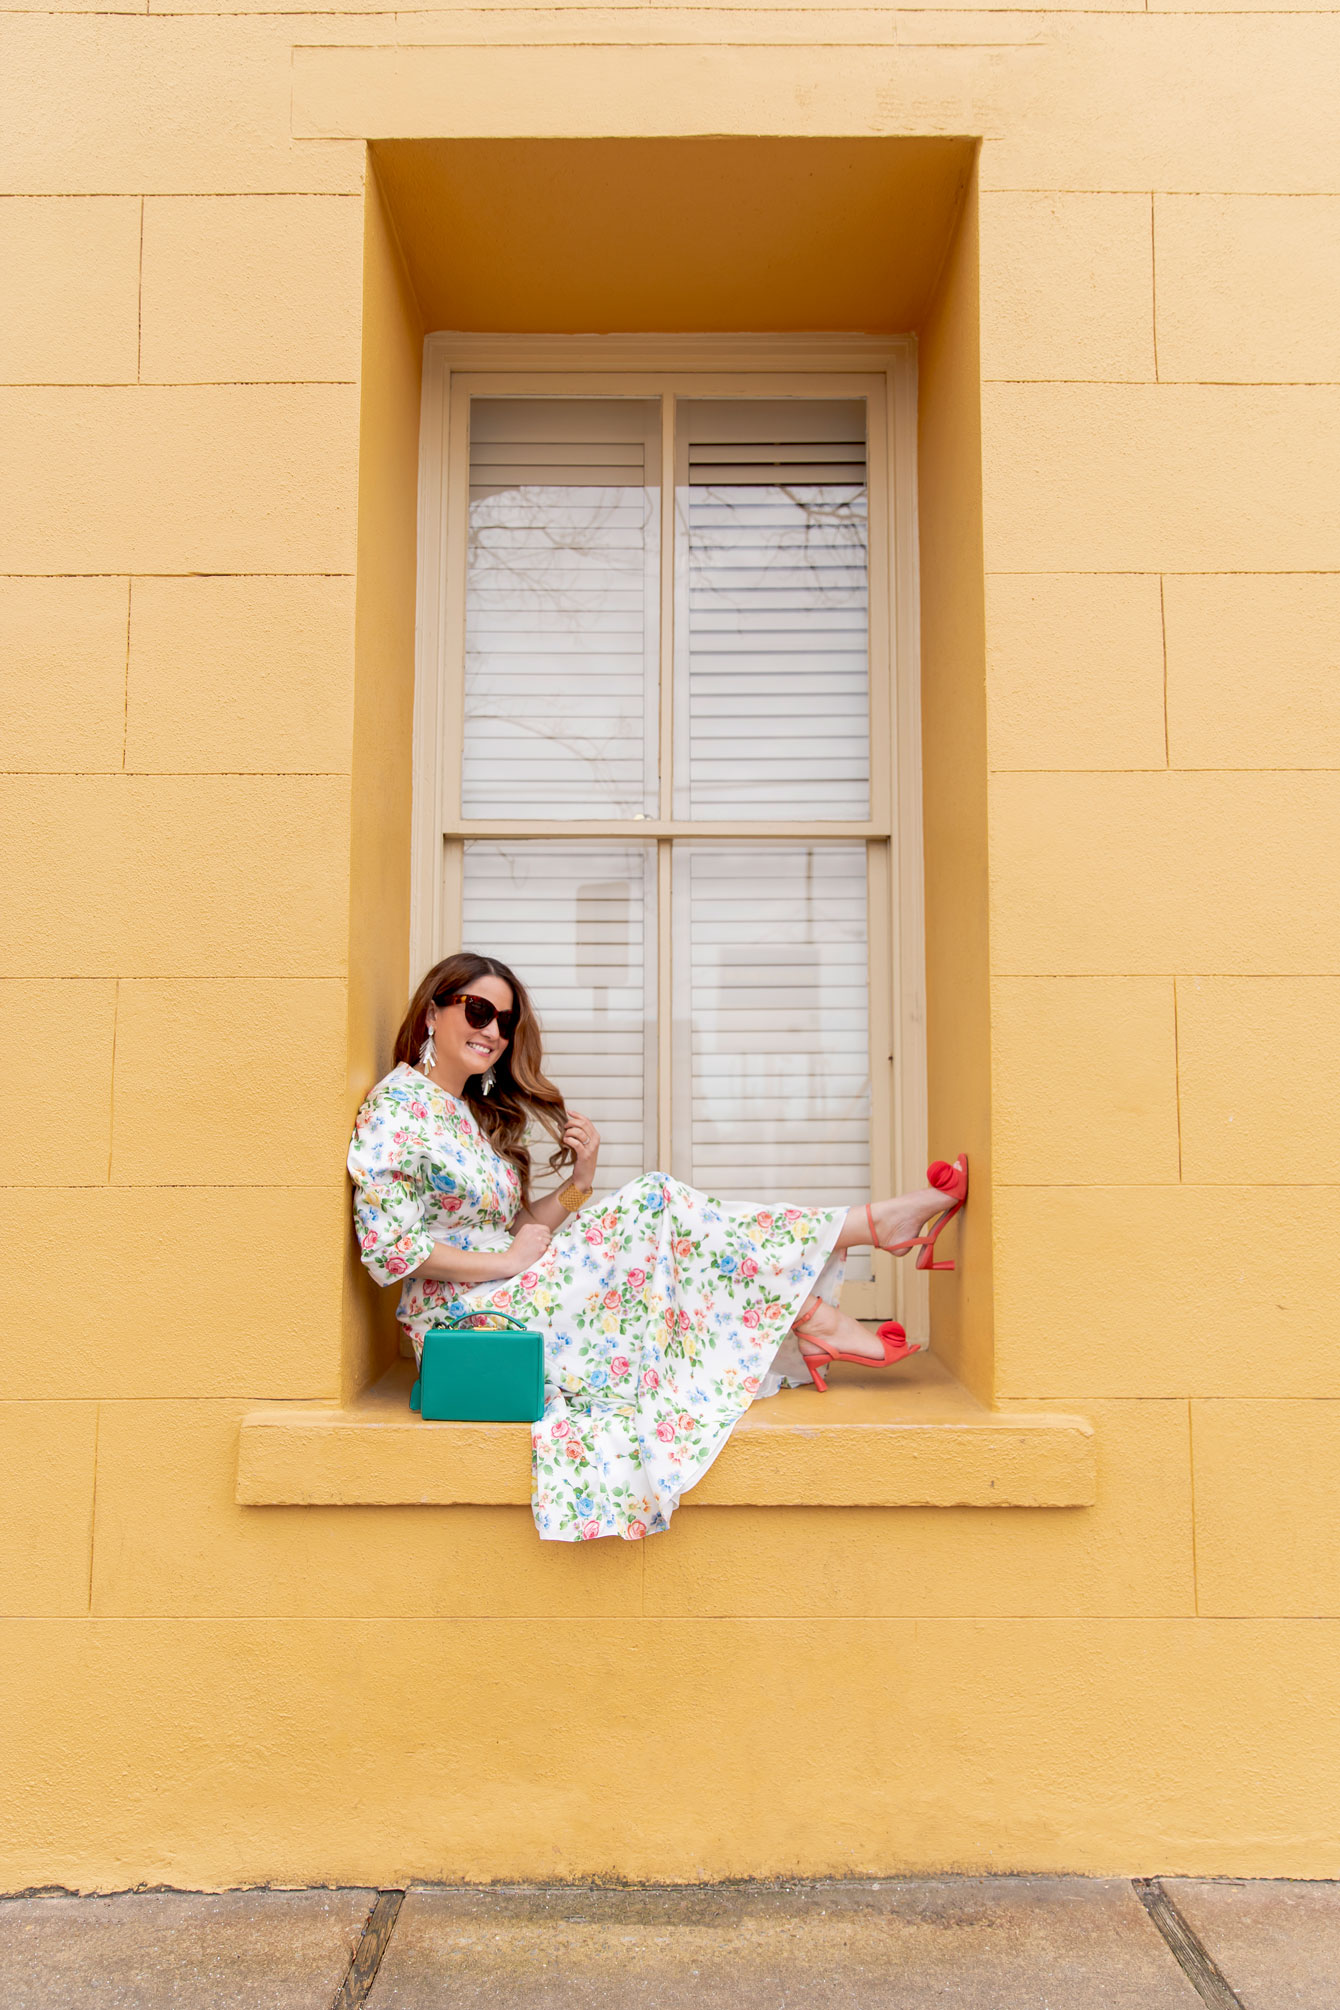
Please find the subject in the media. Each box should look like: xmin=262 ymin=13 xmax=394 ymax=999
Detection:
xmin=236 ymin=1357 xmax=1095 ymax=1509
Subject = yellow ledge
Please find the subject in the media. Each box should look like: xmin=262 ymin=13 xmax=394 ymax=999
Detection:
xmin=236 ymin=1357 xmax=1096 ymax=1509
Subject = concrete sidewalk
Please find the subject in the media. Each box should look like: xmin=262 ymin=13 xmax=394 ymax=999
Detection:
xmin=2 ymin=1876 xmax=1336 ymax=2009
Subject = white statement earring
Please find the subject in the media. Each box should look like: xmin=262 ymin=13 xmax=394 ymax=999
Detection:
xmin=480 ymin=1067 xmax=495 ymax=1097
xmin=418 ymin=1022 xmax=436 ymax=1072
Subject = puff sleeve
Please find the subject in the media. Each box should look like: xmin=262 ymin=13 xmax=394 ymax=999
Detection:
xmin=347 ymin=1079 xmax=436 ymax=1287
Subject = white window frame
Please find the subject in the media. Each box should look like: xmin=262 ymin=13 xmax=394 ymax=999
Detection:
xmin=410 ymin=334 xmax=928 ymax=1336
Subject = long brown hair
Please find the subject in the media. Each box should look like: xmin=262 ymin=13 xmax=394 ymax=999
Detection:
xmin=392 ymin=952 xmax=572 ymax=1204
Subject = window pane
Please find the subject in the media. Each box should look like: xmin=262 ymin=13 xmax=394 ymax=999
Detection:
xmin=463 ymin=398 xmax=660 ymax=819
xmin=676 ymin=400 xmax=870 ymax=820
xmin=461 ymin=841 xmax=656 ymax=1195
xmin=672 ymin=844 xmax=871 ymax=1270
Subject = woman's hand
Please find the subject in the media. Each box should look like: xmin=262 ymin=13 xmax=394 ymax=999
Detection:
xmin=562 ymin=1110 xmax=602 ymax=1187
xmin=504 ymin=1221 xmax=553 ymax=1275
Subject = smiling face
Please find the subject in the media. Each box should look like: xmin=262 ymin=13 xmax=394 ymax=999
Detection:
xmin=427 ymin=973 xmax=515 ymax=1083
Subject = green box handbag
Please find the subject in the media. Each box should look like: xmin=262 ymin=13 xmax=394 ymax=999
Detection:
xmin=410 ymin=1310 xmax=546 ymax=1424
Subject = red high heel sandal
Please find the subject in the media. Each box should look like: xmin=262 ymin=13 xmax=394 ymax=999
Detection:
xmin=793 ymin=1298 xmax=926 ymax=1394
xmin=866 ymin=1154 xmax=969 ymax=1273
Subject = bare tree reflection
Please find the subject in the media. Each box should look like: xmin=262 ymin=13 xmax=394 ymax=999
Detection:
xmin=466 ymin=484 xmax=655 ymax=811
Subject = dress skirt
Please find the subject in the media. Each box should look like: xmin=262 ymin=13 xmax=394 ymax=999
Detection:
xmin=462 ymin=1172 xmax=845 ymax=1541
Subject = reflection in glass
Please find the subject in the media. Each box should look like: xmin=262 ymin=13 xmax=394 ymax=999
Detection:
xmin=672 ymin=844 xmax=871 ymax=1271
xmin=462 ymin=399 xmax=660 ymax=819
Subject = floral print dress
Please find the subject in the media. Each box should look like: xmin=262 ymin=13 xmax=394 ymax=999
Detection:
xmin=348 ymin=1063 xmax=847 ymax=1542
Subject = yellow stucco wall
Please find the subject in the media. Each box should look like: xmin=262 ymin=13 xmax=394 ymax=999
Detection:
xmin=3 ymin=0 xmax=1340 ymax=1890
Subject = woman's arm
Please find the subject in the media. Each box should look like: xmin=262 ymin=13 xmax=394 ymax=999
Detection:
xmin=348 ymin=1089 xmax=436 ymax=1286
xmin=520 ymin=1192 xmax=576 ymax=1234
xmin=516 ymin=1109 xmax=603 ymax=1233
xmin=411 ymin=1220 xmax=553 ymax=1284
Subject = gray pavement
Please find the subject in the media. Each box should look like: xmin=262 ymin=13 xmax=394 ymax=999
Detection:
xmin=0 ymin=1888 xmax=375 ymax=2010
xmin=1167 ymin=1881 xmax=1340 ymax=2010
xmin=0 ymin=1875 xmax=1336 ymax=2009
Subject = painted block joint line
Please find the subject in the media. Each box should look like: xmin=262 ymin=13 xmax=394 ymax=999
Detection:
xmin=1134 ymin=1879 xmax=1244 ymax=2010
xmin=332 ymin=1889 xmax=403 ymax=2010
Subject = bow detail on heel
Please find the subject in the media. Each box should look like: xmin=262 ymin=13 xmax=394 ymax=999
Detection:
xmin=792 ymin=1299 xmax=927 ymax=1393
xmin=866 ymin=1153 xmax=969 ymax=1272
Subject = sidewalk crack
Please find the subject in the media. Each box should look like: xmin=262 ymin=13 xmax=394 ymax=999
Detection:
xmin=1134 ymin=1879 xmax=1243 ymax=2010
xmin=332 ymin=1889 xmax=404 ymax=2010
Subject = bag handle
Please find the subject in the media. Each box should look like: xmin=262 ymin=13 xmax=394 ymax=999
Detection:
xmin=436 ymin=1309 xmax=532 ymax=1333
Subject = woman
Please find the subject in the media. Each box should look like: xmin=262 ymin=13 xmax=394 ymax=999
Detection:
xmin=348 ymin=953 xmax=967 ymax=1543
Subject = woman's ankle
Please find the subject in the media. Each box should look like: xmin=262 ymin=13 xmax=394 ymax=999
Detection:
xmin=797 ymin=1301 xmax=883 ymax=1361
xmin=836 ymin=1205 xmax=868 ymax=1252
xmin=794 ymin=1295 xmax=837 ymax=1338
xmin=862 ymin=1191 xmax=945 ymax=1250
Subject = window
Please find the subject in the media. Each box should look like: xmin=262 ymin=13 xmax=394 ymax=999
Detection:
xmin=412 ymin=339 xmax=925 ymax=1329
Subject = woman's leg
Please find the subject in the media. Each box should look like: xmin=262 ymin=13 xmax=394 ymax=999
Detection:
xmin=833 ymin=1187 xmax=953 ymax=1255
xmin=793 ymin=1184 xmax=952 ymax=1370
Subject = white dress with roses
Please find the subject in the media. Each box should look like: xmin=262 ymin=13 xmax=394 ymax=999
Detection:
xmin=348 ymin=1063 xmax=847 ymax=1542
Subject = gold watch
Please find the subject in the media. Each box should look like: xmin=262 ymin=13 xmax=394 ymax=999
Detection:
xmin=557 ymin=1181 xmax=594 ymax=1213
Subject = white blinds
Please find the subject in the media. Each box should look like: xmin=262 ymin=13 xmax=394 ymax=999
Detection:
xmin=461 ymin=842 xmax=656 ymax=1196
xmin=449 ymin=393 xmax=879 ymax=1246
xmin=461 ymin=841 xmax=870 ymax=1230
xmin=672 ymin=845 xmax=871 ymax=1264
xmin=463 ymin=399 xmax=659 ymax=819
xmin=675 ymin=400 xmax=870 ymax=820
